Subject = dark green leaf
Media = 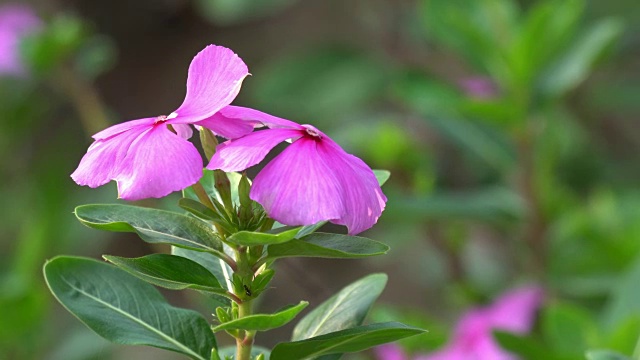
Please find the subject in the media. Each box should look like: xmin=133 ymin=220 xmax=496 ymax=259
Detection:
xmin=44 ymin=256 xmax=216 ymax=360
xmin=493 ymin=331 xmax=554 ymax=360
xmin=542 ymin=303 xmax=597 ymax=355
xmin=293 ymin=274 xmax=387 ymax=341
xmin=75 ymin=204 xmax=221 ymax=252
xmin=103 ymin=254 xmax=228 ymax=296
xmin=226 ymin=227 xmax=299 ymax=246
xmin=213 ymin=301 xmax=308 ymax=332
xmin=266 ymin=233 xmax=389 ymax=260
xmin=271 ymin=322 xmax=425 ymax=360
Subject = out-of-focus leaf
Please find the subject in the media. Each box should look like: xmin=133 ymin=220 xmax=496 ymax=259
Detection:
xmin=388 ymin=187 xmax=524 ymax=224
xmin=44 ymin=256 xmax=216 ymax=360
xmin=251 ymin=48 xmax=388 ymax=121
xmin=602 ymin=256 xmax=640 ymax=331
xmin=293 ymin=274 xmax=387 ymax=340
xmin=195 ymin=0 xmax=296 ymax=25
xmin=539 ymin=18 xmax=623 ymax=98
xmin=74 ymin=35 xmax=117 ymax=79
xmin=585 ymin=349 xmax=631 ymax=360
xmin=218 ymin=345 xmax=271 ymax=359
xmin=542 ymin=303 xmax=598 ymax=355
xmin=493 ymin=331 xmax=561 ymax=360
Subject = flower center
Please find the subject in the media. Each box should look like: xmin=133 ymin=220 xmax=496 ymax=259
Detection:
xmin=302 ymin=124 xmax=322 ymax=139
xmin=155 ymin=112 xmax=178 ymax=124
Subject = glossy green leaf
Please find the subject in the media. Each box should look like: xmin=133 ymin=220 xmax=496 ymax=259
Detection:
xmin=293 ymin=274 xmax=387 ymax=341
xmin=266 ymin=233 xmax=389 ymax=260
xmin=585 ymin=350 xmax=631 ymax=360
xmin=213 ymin=301 xmax=308 ymax=332
xmin=75 ymin=204 xmax=221 ymax=252
xmin=44 ymin=256 xmax=216 ymax=360
xmin=226 ymin=227 xmax=300 ymax=246
xmin=271 ymin=322 xmax=425 ymax=360
xmin=103 ymin=254 xmax=227 ymax=296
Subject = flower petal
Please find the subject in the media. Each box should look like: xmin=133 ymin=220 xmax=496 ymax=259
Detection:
xmin=217 ymin=105 xmax=303 ymax=129
xmin=374 ymin=344 xmax=408 ymax=360
xmin=196 ymin=112 xmax=255 ymax=139
xmin=115 ymin=125 xmax=203 ymax=200
xmin=250 ymin=138 xmax=344 ymax=226
xmin=172 ymin=45 xmax=249 ymax=124
xmin=172 ymin=123 xmax=193 ymax=139
xmin=316 ymin=138 xmax=387 ymax=235
xmin=488 ymin=286 xmax=544 ymax=333
xmin=92 ymin=117 xmax=155 ymax=140
xmin=71 ymin=124 xmax=149 ymax=188
xmin=207 ymin=128 xmax=303 ymax=172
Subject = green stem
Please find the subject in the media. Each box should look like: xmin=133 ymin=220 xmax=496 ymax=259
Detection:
xmin=234 ymin=248 xmax=255 ymax=360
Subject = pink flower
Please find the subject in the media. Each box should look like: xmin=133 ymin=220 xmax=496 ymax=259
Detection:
xmin=420 ymin=286 xmax=544 ymax=360
xmin=207 ymin=106 xmax=387 ymax=235
xmin=375 ymin=344 xmax=408 ymax=360
xmin=458 ymin=76 xmax=498 ymax=99
xmin=0 ymin=4 xmax=42 ymax=76
xmin=71 ymin=45 xmax=252 ymax=200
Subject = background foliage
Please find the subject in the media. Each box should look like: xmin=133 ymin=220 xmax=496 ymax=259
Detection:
xmin=1 ymin=0 xmax=639 ymax=358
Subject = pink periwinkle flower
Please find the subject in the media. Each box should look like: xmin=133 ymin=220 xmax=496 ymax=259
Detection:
xmin=420 ymin=286 xmax=544 ymax=360
xmin=458 ymin=76 xmax=498 ymax=99
xmin=207 ymin=106 xmax=387 ymax=235
xmin=0 ymin=4 xmax=42 ymax=76
xmin=373 ymin=286 xmax=543 ymax=360
xmin=71 ymin=45 xmax=253 ymax=200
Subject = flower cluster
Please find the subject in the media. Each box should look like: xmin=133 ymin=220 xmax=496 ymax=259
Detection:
xmin=0 ymin=3 xmax=41 ymax=76
xmin=72 ymin=45 xmax=386 ymax=234
xmin=375 ymin=286 xmax=543 ymax=360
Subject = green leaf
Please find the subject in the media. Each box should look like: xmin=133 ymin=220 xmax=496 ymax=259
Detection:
xmin=542 ymin=303 xmax=598 ymax=355
xmin=266 ymin=233 xmax=389 ymax=260
xmin=373 ymin=169 xmax=391 ymax=186
xmin=103 ymin=254 xmax=228 ymax=296
xmin=271 ymin=322 xmax=425 ymax=360
xmin=293 ymin=274 xmax=387 ymax=341
xmin=75 ymin=204 xmax=221 ymax=252
xmin=218 ymin=345 xmax=271 ymax=359
xmin=213 ymin=301 xmax=308 ymax=332
xmin=226 ymin=227 xmax=300 ymax=246
xmin=540 ymin=18 xmax=623 ymax=98
xmin=194 ymin=0 xmax=296 ymax=25
xmin=493 ymin=331 xmax=554 ymax=360
xmin=44 ymin=256 xmax=216 ymax=360
xmin=585 ymin=349 xmax=631 ymax=360
xmin=602 ymin=257 xmax=640 ymax=331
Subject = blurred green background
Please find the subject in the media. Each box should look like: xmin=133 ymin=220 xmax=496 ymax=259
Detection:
xmin=1 ymin=0 xmax=639 ymax=359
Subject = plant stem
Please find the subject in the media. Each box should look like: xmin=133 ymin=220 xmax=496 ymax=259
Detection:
xmin=236 ymin=300 xmax=255 ymax=360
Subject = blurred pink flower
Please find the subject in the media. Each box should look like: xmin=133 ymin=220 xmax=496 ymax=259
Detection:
xmin=71 ymin=45 xmax=252 ymax=200
xmin=207 ymin=106 xmax=387 ymax=235
xmin=375 ymin=344 xmax=408 ymax=360
xmin=420 ymin=286 xmax=544 ymax=360
xmin=0 ymin=3 xmax=42 ymax=76
xmin=458 ymin=76 xmax=498 ymax=99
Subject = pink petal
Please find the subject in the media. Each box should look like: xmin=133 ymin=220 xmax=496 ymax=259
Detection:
xmin=0 ymin=4 xmax=41 ymax=76
xmin=92 ymin=117 xmax=155 ymax=140
xmin=115 ymin=125 xmax=203 ymax=200
xmin=217 ymin=105 xmax=303 ymax=129
xmin=196 ymin=112 xmax=255 ymax=139
xmin=71 ymin=123 xmax=149 ymax=188
xmin=172 ymin=123 xmax=193 ymax=139
xmin=171 ymin=45 xmax=249 ymax=124
xmin=207 ymin=128 xmax=303 ymax=172
xmin=316 ymin=138 xmax=387 ymax=235
xmin=374 ymin=344 xmax=407 ymax=360
xmin=250 ymin=138 xmax=344 ymax=226
xmin=488 ymin=286 xmax=544 ymax=333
